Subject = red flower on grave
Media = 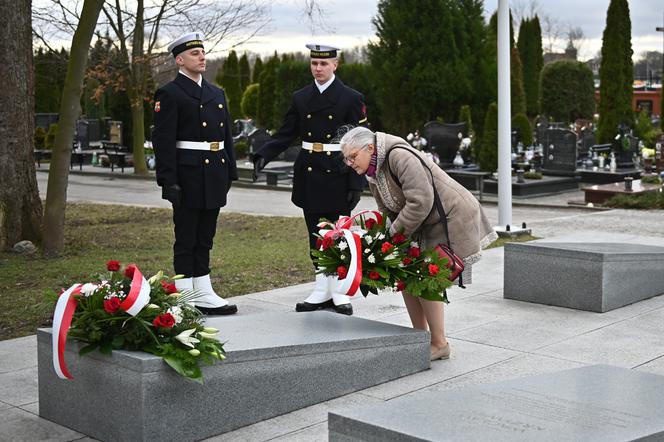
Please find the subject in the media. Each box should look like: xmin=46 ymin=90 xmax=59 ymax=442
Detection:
xmin=106 ymin=260 xmax=121 ymax=272
xmin=392 ymin=233 xmax=407 ymax=244
xmin=407 ymin=247 xmax=421 ymax=258
xmin=337 ymin=266 xmax=348 ymax=279
xmin=103 ymin=296 xmax=121 ymax=314
xmin=428 ymin=264 xmax=440 ymax=276
xmin=369 ymin=270 xmax=380 ymax=280
xmin=402 ymin=257 xmax=413 ymax=265
xmin=396 ymin=280 xmax=406 ymax=292
xmin=365 ymin=218 xmax=377 ymax=230
xmin=321 ymin=237 xmax=334 ymax=250
xmin=160 ymin=280 xmax=178 ymax=294
xmin=315 ymin=238 xmax=323 ymax=249
xmin=381 ymin=242 xmax=394 ymax=254
xmin=124 ymin=264 xmax=137 ymax=279
xmin=153 ymin=313 xmax=175 ymax=329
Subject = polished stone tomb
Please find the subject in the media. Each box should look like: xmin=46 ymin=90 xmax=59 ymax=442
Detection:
xmin=38 ymin=311 xmax=430 ymax=441
xmin=329 ymin=365 xmax=664 ymax=441
xmin=504 ymin=242 xmax=664 ymax=312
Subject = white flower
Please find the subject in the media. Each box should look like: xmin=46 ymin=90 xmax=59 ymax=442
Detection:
xmin=147 ymin=304 xmax=160 ymax=310
xmin=385 ymin=253 xmax=396 ymax=260
xmin=377 ymin=233 xmax=385 ymax=240
xmin=80 ymin=283 xmax=98 ymax=297
xmin=368 ymin=254 xmax=376 ymax=263
xmin=364 ymin=235 xmax=373 ymax=244
xmin=147 ymin=270 xmax=164 ymax=285
xmin=410 ymin=241 xmax=419 ymax=248
xmin=175 ymin=329 xmax=200 ymax=348
xmin=364 ymin=248 xmax=371 ymax=253
xmin=340 ymin=255 xmax=346 ymax=260
xmin=203 ymin=327 xmax=219 ymax=334
xmin=424 ymin=257 xmax=431 ymax=263
xmin=188 ymin=349 xmax=201 ymax=357
xmin=338 ymin=241 xmax=348 ymax=251
xmin=198 ymin=331 xmax=217 ymax=339
xmin=167 ymin=306 xmax=183 ymax=324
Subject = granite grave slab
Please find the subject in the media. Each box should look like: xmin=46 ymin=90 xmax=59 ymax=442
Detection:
xmin=38 ymin=311 xmax=430 ymax=441
xmin=504 ymin=242 xmax=664 ymax=312
xmin=328 ymin=365 xmax=664 ymax=441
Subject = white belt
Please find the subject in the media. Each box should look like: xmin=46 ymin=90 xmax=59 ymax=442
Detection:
xmin=301 ymin=141 xmax=341 ymax=152
xmin=176 ymin=141 xmax=224 ymax=151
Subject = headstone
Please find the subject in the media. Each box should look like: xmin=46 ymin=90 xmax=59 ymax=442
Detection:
xmin=108 ymin=120 xmax=123 ymax=145
xmin=422 ymin=121 xmax=467 ymax=167
xmin=541 ymin=128 xmax=577 ymax=174
xmin=329 ymin=365 xmax=664 ymax=442
xmin=504 ymin=242 xmax=664 ymax=312
xmin=85 ymin=119 xmax=101 ymax=142
xmin=535 ymin=116 xmax=549 ymax=144
xmin=614 ymin=134 xmax=639 ymax=168
xmin=579 ymin=128 xmax=596 ymax=153
xmin=75 ymin=120 xmax=90 ymax=149
xmin=38 ymin=312 xmax=430 ymax=442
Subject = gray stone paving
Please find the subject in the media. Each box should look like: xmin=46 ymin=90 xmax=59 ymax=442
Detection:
xmin=4 ymin=167 xmax=662 ymax=441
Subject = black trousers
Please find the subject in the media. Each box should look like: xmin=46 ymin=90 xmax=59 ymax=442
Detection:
xmin=173 ymin=206 xmax=221 ymax=277
xmin=304 ymin=210 xmax=349 ymax=267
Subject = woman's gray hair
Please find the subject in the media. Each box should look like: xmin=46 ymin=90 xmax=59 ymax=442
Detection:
xmin=339 ymin=126 xmax=375 ymax=152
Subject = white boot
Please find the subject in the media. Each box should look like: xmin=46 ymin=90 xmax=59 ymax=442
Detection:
xmin=192 ymin=274 xmax=228 ymax=308
xmin=174 ymin=277 xmax=194 ymax=293
xmin=303 ymin=273 xmax=332 ymax=304
xmin=329 ymin=276 xmax=352 ymax=306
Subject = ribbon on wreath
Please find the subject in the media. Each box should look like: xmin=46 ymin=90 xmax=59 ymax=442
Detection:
xmin=51 ymin=265 xmax=151 ymax=380
xmin=317 ymin=210 xmax=384 ymax=296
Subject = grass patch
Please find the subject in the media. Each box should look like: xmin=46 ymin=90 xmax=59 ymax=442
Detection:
xmin=606 ymin=191 xmax=664 ymax=209
xmin=484 ymin=234 xmax=540 ymax=250
xmin=0 ymin=203 xmax=312 ymax=341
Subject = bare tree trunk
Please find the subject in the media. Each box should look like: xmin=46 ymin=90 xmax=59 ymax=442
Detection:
xmin=42 ymin=0 xmax=104 ymax=257
xmin=129 ymin=0 xmax=148 ymax=175
xmin=0 ymin=0 xmax=43 ymax=251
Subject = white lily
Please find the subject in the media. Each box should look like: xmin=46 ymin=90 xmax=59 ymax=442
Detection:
xmin=368 ymin=254 xmax=376 ymax=264
xmin=147 ymin=270 xmax=164 ymax=285
xmin=188 ymin=349 xmax=201 ymax=357
xmin=147 ymin=304 xmax=160 ymax=310
xmin=80 ymin=283 xmax=98 ymax=296
xmin=198 ymin=331 xmax=217 ymax=339
xmin=174 ymin=329 xmax=200 ymax=348
xmin=338 ymin=241 xmax=348 ymax=251
xmin=203 ymin=327 xmax=219 ymax=334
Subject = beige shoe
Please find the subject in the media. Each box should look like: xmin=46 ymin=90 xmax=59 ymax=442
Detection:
xmin=430 ymin=343 xmax=451 ymax=361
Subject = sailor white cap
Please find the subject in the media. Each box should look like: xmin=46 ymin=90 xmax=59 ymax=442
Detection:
xmin=168 ymin=32 xmax=205 ymax=57
xmin=305 ymin=43 xmax=339 ymax=59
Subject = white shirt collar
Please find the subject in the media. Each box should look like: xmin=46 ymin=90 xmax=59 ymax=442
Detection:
xmin=178 ymin=70 xmax=202 ymax=87
xmin=315 ymin=74 xmax=335 ymax=93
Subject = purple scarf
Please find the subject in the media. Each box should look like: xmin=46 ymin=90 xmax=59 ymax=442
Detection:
xmin=366 ymin=149 xmax=378 ymax=177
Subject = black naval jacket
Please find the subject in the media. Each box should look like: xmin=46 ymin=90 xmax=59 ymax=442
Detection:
xmin=153 ymin=74 xmax=238 ymax=209
xmin=256 ymin=77 xmax=367 ymax=214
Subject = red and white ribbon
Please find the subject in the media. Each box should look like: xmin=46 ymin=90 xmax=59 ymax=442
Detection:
xmin=317 ymin=210 xmax=384 ymax=296
xmin=51 ymin=265 xmax=151 ymax=380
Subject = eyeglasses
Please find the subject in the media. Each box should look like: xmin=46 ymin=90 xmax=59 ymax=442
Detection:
xmin=343 ymin=145 xmax=368 ymax=165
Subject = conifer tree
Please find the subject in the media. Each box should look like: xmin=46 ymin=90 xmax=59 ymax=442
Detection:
xmin=257 ymin=53 xmax=279 ymax=129
xmin=216 ymin=51 xmax=242 ymax=115
xmin=478 ymin=102 xmax=498 ymax=173
xmin=252 ymin=56 xmax=264 ymax=83
xmin=518 ymin=16 xmax=544 ymax=117
xmin=239 ymin=52 xmax=251 ymax=94
xmin=597 ymin=0 xmax=634 ymax=143
xmin=511 ymin=48 xmax=527 ymax=116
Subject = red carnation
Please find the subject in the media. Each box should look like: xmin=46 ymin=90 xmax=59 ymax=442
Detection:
xmin=365 ymin=218 xmax=377 ymax=230
xmin=106 ymin=260 xmax=121 ymax=272
xmin=407 ymin=247 xmax=421 ymax=258
xmin=392 ymin=233 xmax=407 ymax=244
xmin=124 ymin=264 xmax=137 ymax=279
xmin=402 ymin=257 xmax=413 ymax=265
xmin=103 ymin=296 xmax=121 ymax=314
xmin=322 ymin=237 xmax=334 ymax=250
xmin=381 ymin=242 xmax=394 ymax=254
xmin=153 ymin=313 xmax=175 ymax=329
xmin=369 ymin=270 xmax=380 ymax=280
xmin=396 ymin=280 xmax=406 ymax=292
xmin=337 ymin=266 xmax=348 ymax=279
xmin=428 ymin=264 xmax=440 ymax=276
xmin=161 ymin=280 xmax=177 ymax=294
xmin=315 ymin=238 xmax=323 ymax=249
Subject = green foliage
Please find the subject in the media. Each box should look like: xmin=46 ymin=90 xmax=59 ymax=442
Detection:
xmin=45 ymin=123 xmax=58 ymax=149
xmin=478 ymin=102 xmax=498 ymax=172
xmin=510 ymin=48 xmax=527 ymax=116
xmin=511 ymin=113 xmax=533 ymax=146
xmin=216 ymin=51 xmax=242 ymax=116
xmin=635 ymin=109 xmax=657 ymax=147
xmin=252 ymin=56 xmax=264 ymax=84
xmin=274 ymin=60 xmax=310 ymax=129
xmin=597 ymin=0 xmax=634 ymax=143
xmin=640 ymin=174 xmax=662 ymax=185
xmin=257 ymin=54 xmax=279 ymax=129
xmin=523 ymin=171 xmax=542 ymax=179
xmin=238 ymin=53 xmax=251 ymax=93
xmin=241 ymin=83 xmax=260 ymax=119
xmin=517 ymin=16 xmax=544 ymax=117
xmin=337 ymin=62 xmax=379 ymax=128
xmin=368 ymin=0 xmax=475 ymax=134
xmin=34 ymin=47 xmax=69 ymax=112
xmin=233 ymin=140 xmax=249 ymax=159
xmin=540 ymin=60 xmax=595 ymax=123
xmin=458 ymin=105 xmax=473 ymax=135
xmin=606 ymin=191 xmax=664 ymax=209
xmin=34 ymin=127 xmax=46 ymax=149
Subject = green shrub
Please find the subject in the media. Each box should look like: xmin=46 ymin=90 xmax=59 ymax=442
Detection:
xmin=540 ymin=60 xmax=595 ymax=123
xmin=523 ymin=171 xmax=542 ymax=179
xmin=606 ymin=191 xmax=664 ymax=209
xmin=34 ymin=127 xmax=46 ymax=149
xmin=511 ymin=113 xmax=533 ymax=146
xmin=640 ymin=174 xmax=662 ymax=185
xmin=241 ymin=83 xmax=260 ymax=119
xmin=234 ymin=140 xmax=249 ymax=159
xmin=635 ymin=109 xmax=657 ymax=147
xmin=45 ymin=123 xmax=58 ymax=149
xmin=477 ymin=102 xmax=498 ymax=173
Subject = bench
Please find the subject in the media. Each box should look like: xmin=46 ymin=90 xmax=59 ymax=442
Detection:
xmin=102 ymin=142 xmax=132 ymax=172
xmin=504 ymin=242 xmax=664 ymax=312
xmin=34 ymin=149 xmax=51 ymax=168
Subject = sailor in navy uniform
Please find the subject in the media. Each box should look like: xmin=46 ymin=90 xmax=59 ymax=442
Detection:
xmin=152 ymin=32 xmax=238 ymax=315
xmin=252 ymin=43 xmax=368 ymax=315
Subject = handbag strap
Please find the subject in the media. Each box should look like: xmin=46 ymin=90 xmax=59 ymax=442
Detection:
xmin=385 ymin=146 xmax=452 ymax=248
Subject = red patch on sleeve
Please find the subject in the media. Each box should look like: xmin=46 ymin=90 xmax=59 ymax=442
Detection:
xmin=154 ymin=101 xmax=161 ymax=112
xmin=361 ymin=103 xmax=367 ymax=116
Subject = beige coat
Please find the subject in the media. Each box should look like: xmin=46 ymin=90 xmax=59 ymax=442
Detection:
xmin=366 ymin=132 xmax=497 ymax=269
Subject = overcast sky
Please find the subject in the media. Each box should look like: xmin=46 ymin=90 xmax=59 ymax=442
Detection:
xmin=230 ymin=0 xmax=663 ymax=61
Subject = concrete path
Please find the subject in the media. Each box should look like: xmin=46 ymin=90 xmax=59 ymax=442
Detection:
xmin=2 ymin=167 xmax=662 ymax=441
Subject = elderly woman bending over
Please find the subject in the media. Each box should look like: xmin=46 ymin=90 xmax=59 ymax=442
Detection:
xmin=339 ymin=127 xmax=497 ymax=361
